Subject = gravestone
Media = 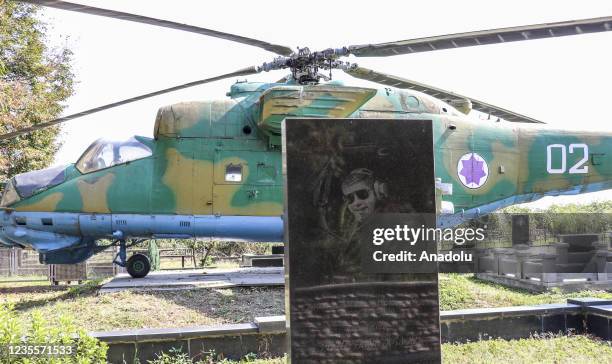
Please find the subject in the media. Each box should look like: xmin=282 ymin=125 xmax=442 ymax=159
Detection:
xmin=512 ymin=214 xmax=530 ymax=246
xmin=283 ymin=118 xmax=441 ymax=363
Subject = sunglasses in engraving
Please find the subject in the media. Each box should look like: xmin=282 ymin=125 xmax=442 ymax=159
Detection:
xmin=344 ymin=189 xmax=371 ymax=203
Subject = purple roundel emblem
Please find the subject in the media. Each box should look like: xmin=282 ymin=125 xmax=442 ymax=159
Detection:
xmin=457 ymin=152 xmax=489 ymax=189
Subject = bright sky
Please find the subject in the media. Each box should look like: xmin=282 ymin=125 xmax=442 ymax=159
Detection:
xmin=36 ymin=0 xmax=612 ymax=208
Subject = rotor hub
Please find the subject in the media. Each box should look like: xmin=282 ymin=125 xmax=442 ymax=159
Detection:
xmin=259 ymin=46 xmax=350 ymax=84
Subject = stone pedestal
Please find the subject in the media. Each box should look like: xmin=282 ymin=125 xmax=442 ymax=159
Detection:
xmin=539 ymin=253 xmax=558 ymax=283
xmin=515 ymin=248 xmax=531 ymax=279
xmin=561 ymin=234 xmax=599 ymax=252
xmin=555 ymin=242 xmax=569 ymax=265
xmin=492 ymin=248 xmax=505 ymax=275
xmin=594 ymin=242 xmax=609 ymax=281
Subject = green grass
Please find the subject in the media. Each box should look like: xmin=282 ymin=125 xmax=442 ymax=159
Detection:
xmin=2 ymin=273 xmax=611 ymax=332
xmin=439 ymin=274 xmax=612 ymax=310
xmin=2 ymin=273 xmax=612 ymax=362
xmin=0 ymin=280 xmax=284 ymax=332
xmin=442 ymin=335 xmax=612 ymax=364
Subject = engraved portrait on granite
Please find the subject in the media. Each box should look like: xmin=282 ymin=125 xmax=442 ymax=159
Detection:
xmin=283 ymin=118 xmax=441 ymax=364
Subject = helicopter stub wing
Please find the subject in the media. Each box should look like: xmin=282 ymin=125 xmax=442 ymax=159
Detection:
xmin=344 ymin=65 xmax=544 ymax=124
xmin=347 ymin=16 xmax=612 ymax=57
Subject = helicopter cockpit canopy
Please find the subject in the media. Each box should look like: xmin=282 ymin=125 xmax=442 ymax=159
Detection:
xmin=76 ymin=137 xmax=152 ymax=174
xmin=0 ymin=164 xmax=68 ymax=207
xmin=13 ymin=164 xmax=68 ymax=198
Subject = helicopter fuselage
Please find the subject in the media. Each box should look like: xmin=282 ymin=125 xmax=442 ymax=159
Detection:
xmin=1 ymin=80 xmax=611 ymax=264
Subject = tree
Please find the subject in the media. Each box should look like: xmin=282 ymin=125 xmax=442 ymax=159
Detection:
xmin=0 ymin=0 xmax=74 ymax=180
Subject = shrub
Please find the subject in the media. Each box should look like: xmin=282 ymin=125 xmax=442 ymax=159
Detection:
xmin=0 ymin=303 xmax=107 ymax=363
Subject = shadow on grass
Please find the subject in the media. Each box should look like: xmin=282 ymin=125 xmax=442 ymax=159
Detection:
xmin=465 ymin=274 xmax=538 ymax=295
xmin=0 ymin=285 xmax=67 ymax=294
xmin=132 ymin=286 xmax=285 ymax=324
xmin=8 ymin=279 xmax=103 ymax=312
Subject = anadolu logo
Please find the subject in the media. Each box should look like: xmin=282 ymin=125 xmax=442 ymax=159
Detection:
xmin=457 ymin=152 xmax=489 ymax=189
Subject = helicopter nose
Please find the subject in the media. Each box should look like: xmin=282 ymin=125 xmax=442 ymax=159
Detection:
xmin=0 ymin=210 xmax=9 ymax=227
xmin=0 ymin=211 xmax=17 ymax=247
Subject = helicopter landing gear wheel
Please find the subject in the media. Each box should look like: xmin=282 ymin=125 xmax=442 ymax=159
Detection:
xmin=127 ymin=253 xmax=150 ymax=278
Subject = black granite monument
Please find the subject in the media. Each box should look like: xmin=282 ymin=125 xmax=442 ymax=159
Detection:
xmin=283 ymin=118 xmax=441 ymax=363
xmin=512 ymin=214 xmax=530 ymax=246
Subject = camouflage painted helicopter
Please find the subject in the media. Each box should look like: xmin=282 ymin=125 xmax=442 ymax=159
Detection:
xmin=0 ymin=0 xmax=611 ymax=278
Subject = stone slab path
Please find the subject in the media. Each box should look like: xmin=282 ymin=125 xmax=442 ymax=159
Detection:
xmin=99 ymin=267 xmax=284 ymax=293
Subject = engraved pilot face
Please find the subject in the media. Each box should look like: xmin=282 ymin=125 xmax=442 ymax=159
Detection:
xmin=343 ymin=180 xmax=376 ymax=223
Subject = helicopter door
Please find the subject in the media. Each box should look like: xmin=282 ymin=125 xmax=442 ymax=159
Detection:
xmin=212 ymin=151 xmax=247 ymax=216
xmin=212 ymin=150 xmax=282 ymax=216
xmin=192 ymin=145 xmax=214 ymax=215
xmin=151 ymin=140 xmax=213 ymax=215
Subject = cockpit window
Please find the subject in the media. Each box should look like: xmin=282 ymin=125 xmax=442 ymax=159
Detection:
xmin=76 ymin=137 xmax=152 ymax=174
xmin=13 ymin=164 xmax=68 ymax=199
xmin=0 ymin=180 xmax=20 ymax=207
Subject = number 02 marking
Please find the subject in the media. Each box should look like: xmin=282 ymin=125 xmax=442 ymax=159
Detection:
xmin=546 ymin=143 xmax=589 ymax=174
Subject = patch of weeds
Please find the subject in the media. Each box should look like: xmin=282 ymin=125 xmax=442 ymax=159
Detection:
xmin=442 ymin=334 xmax=612 ymax=364
xmin=149 ymin=348 xmax=285 ymax=364
xmin=439 ymin=274 xmax=476 ymax=310
xmin=149 ymin=347 xmax=193 ymax=364
xmin=67 ymin=279 xmax=103 ymax=297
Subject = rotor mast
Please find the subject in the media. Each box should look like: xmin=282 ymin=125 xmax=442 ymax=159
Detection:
xmin=259 ymin=47 xmax=350 ymax=84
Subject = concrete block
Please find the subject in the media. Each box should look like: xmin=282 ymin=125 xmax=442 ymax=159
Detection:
xmin=567 ymin=297 xmax=612 ymax=307
xmin=189 ymin=336 xmax=244 ymax=360
xmin=541 ymin=314 xmax=567 ymax=334
xmin=443 ymin=315 xmax=543 ymax=342
xmin=136 ymin=340 xmax=188 ymax=363
xmin=105 ymin=343 xmax=136 ymax=364
xmin=565 ymin=313 xmax=585 ymax=334
xmin=255 ymin=316 xmax=286 ymax=333
xmin=586 ymin=314 xmax=611 ymax=340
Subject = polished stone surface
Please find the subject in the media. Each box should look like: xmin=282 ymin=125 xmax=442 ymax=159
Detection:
xmin=567 ymin=297 xmax=612 ymax=306
xmin=283 ymin=118 xmax=440 ymax=363
xmin=585 ymin=314 xmax=611 ymax=340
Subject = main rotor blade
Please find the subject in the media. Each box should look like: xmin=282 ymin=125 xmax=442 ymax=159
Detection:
xmin=344 ymin=65 xmax=544 ymax=124
xmin=22 ymin=0 xmax=293 ymax=56
xmin=348 ymin=16 xmax=612 ymax=57
xmin=0 ymin=66 xmax=260 ymax=141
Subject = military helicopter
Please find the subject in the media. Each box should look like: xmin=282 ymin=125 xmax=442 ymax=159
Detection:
xmin=0 ymin=0 xmax=611 ymax=278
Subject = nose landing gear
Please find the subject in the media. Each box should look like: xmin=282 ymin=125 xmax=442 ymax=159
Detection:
xmin=112 ymin=239 xmax=151 ymax=278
